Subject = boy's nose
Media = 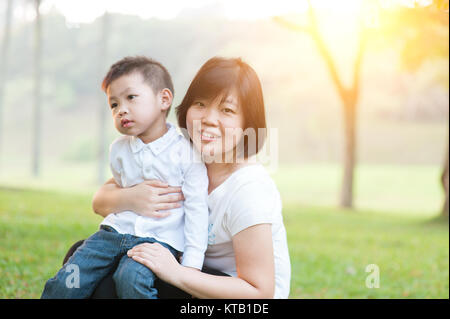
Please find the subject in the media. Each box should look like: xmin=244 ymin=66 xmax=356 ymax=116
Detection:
xmin=118 ymin=105 xmax=128 ymax=116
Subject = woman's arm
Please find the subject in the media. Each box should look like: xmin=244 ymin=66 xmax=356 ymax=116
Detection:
xmin=128 ymin=224 xmax=275 ymax=299
xmin=92 ymin=178 xmax=184 ymax=218
xmin=91 ymin=178 xmax=124 ymax=218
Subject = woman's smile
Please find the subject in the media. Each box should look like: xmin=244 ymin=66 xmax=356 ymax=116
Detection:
xmin=200 ymin=131 xmax=220 ymax=142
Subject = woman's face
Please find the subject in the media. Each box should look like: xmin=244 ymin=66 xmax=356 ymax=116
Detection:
xmin=186 ymin=90 xmax=245 ymax=163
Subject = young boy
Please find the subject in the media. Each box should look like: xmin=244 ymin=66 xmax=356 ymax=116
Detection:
xmin=41 ymin=56 xmax=209 ymax=299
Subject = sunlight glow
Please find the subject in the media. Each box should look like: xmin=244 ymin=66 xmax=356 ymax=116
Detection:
xmin=40 ymin=0 xmax=367 ymax=24
xmin=19 ymin=0 xmax=435 ymax=31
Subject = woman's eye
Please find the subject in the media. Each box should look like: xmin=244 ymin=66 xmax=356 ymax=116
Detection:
xmin=223 ymin=107 xmax=234 ymax=114
xmin=194 ymin=101 xmax=205 ymax=107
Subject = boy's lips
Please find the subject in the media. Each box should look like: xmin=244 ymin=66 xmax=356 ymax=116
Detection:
xmin=121 ymin=119 xmax=134 ymax=128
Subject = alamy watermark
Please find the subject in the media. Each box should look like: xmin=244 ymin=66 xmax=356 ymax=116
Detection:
xmin=172 ymin=121 xmax=279 ymax=173
xmin=365 ymin=264 xmax=380 ymax=289
xmin=65 ymin=263 xmax=80 ymax=289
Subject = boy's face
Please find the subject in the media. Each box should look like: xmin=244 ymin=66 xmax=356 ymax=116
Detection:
xmin=107 ymin=72 xmax=170 ymax=142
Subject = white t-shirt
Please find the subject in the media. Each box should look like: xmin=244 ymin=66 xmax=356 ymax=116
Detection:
xmin=203 ymin=164 xmax=291 ymax=298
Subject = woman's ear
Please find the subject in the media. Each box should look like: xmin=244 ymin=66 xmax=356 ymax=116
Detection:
xmin=159 ymin=88 xmax=173 ymax=112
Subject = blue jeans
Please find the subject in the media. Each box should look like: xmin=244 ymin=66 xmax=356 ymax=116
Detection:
xmin=41 ymin=226 xmax=178 ymax=299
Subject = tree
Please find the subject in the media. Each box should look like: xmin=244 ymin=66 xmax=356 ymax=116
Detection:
xmin=378 ymin=0 xmax=449 ymax=217
xmin=32 ymin=0 xmax=42 ymax=177
xmin=274 ymin=0 xmax=368 ymax=208
xmin=442 ymin=143 xmax=449 ymax=217
xmin=97 ymin=12 xmax=110 ymax=184
xmin=0 ymin=0 xmax=14 ymax=170
xmin=275 ymin=0 xmax=449 ymax=211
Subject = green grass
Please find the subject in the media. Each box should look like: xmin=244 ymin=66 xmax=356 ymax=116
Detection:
xmin=284 ymin=203 xmax=448 ymax=298
xmin=272 ymin=163 xmax=444 ymax=216
xmin=0 ymin=188 xmax=102 ymax=298
xmin=0 ymin=162 xmax=445 ymax=215
xmin=0 ymin=187 xmax=448 ymax=298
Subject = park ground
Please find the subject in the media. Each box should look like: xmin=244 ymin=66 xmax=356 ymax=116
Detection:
xmin=0 ymin=163 xmax=448 ymax=298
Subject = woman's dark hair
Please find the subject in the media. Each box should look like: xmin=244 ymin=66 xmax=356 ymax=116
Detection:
xmin=176 ymin=57 xmax=267 ymax=158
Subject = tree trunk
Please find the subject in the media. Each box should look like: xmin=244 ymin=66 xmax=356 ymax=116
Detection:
xmin=32 ymin=0 xmax=42 ymax=177
xmin=97 ymin=12 xmax=109 ymax=184
xmin=442 ymin=142 xmax=449 ymax=217
xmin=340 ymin=97 xmax=357 ymax=208
xmin=274 ymin=2 xmax=365 ymax=210
xmin=0 ymin=0 xmax=13 ymax=170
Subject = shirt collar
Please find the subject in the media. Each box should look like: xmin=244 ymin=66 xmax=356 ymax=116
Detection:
xmin=129 ymin=122 xmax=179 ymax=155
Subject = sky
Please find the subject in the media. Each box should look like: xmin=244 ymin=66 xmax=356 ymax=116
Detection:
xmin=10 ymin=0 xmax=434 ymax=25
xmin=34 ymin=0 xmax=364 ymax=23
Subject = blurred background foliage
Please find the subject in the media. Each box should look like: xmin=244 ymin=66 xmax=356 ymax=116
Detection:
xmin=0 ymin=0 xmax=448 ymax=299
xmin=0 ymin=0 xmax=448 ymax=212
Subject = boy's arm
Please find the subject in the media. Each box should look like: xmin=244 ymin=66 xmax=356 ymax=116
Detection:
xmin=180 ymin=160 xmax=209 ymax=270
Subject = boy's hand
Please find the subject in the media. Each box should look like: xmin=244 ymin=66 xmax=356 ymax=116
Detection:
xmin=129 ymin=180 xmax=185 ymax=218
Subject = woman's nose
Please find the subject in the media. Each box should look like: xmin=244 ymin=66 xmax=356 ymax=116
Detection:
xmin=201 ymin=106 xmax=219 ymax=126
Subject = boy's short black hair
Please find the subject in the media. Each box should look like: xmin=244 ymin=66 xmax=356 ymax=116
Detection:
xmin=102 ymin=56 xmax=174 ymax=116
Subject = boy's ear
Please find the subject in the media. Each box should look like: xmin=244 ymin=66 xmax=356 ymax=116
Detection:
xmin=159 ymin=88 xmax=173 ymax=112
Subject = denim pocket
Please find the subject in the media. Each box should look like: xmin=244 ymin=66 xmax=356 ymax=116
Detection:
xmin=100 ymin=225 xmax=118 ymax=233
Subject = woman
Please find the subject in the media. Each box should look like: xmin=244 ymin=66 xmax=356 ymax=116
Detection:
xmin=92 ymin=57 xmax=291 ymax=298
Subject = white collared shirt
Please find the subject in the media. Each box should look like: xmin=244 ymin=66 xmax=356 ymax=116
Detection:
xmin=101 ymin=122 xmax=209 ymax=269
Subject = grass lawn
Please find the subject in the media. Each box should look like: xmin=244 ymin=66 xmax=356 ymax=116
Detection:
xmin=0 ymin=187 xmax=448 ymax=298
xmin=272 ymin=163 xmax=444 ymax=216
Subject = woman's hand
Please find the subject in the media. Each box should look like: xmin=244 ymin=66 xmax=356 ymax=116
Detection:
xmin=127 ymin=242 xmax=185 ymax=285
xmin=92 ymin=178 xmax=184 ymax=219
xmin=130 ymin=180 xmax=185 ymax=218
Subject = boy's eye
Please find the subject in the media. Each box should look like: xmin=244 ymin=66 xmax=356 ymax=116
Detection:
xmin=110 ymin=103 xmax=118 ymax=108
xmin=127 ymin=95 xmax=137 ymax=100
